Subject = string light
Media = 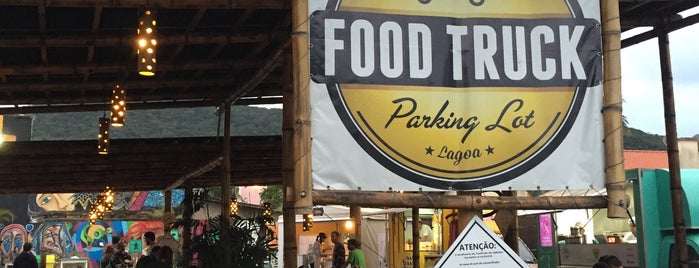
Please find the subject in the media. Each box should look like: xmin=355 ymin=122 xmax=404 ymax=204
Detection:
xmin=87 ymin=186 xmax=115 ymax=224
xmin=263 ymin=202 xmax=274 ymax=225
xmin=231 ymin=197 xmax=239 ymax=216
xmin=302 ymin=214 xmax=313 ymax=231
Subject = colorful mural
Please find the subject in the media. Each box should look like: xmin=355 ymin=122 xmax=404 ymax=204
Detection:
xmin=0 ymin=189 xmax=184 ymax=267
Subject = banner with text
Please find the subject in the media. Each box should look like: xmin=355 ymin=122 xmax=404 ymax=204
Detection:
xmin=310 ymin=0 xmax=604 ymax=191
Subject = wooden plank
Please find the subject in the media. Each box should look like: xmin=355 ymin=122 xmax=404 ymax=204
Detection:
xmin=0 ymin=32 xmax=280 ymax=47
xmin=0 ymin=60 xmax=262 ymax=76
xmin=0 ymin=0 xmax=287 ymax=9
xmin=313 ymin=190 xmax=608 ymax=210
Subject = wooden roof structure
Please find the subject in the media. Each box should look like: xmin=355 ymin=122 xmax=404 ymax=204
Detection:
xmin=0 ymin=0 xmax=697 ymax=193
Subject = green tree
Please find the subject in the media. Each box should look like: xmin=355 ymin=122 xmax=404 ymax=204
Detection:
xmin=260 ymin=185 xmax=283 ymax=211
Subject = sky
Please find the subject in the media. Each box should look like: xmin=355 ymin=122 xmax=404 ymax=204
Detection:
xmin=621 ymin=8 xmax=699 ymax=138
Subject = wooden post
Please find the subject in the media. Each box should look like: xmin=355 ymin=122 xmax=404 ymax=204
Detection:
xmin=457 ymin=192 xmax=482 ymax=231
xmin=181 ymin=183 xmax=193 ymax=267
xmin=412 ymin=207 xmax=419 ymax=268
xmin=601 ymin=0 xmax=626 ymax=219
xmin=502 ymin=191 xmax=519 ymax=254
xmin=164 ymin=190 xmax=172 ymax=232
xmin=657 ymin=24 xmax=689 ymax=268
xmin=285 ymin=1 xmax=313 ymax=266
xmin=350 ymin=205 xmax=362 ymax=242
xmin=282 ymin=47 xmax=298 ymax=268
xmin=290 ymin=0 xmax=312 ymax=211
xmin=220 ymin=103 xmax=231 ymax=267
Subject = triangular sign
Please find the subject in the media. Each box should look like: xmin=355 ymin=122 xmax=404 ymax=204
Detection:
xmin=434 ymin=216 xmax=528 ymax=267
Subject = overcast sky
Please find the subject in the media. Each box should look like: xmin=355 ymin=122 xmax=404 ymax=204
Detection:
xmin=621 ymin=8 xmax=699 ymax=138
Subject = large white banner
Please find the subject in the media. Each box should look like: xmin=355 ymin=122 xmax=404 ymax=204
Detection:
xmin=310 ymin=0 xmax=605 ymax=191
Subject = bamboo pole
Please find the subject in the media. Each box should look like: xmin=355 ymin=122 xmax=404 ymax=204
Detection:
xmin=220 ymin=103 xmax=232 ymax=267
xmin=658 ymin=24 xmax=689 ymax=268
xmin=314 ymin=190 xmax=607 ymax=210
xmin=290 ymin=0 xmax=312 ymax=211
xmin=601 ymin=0 xmax=627 ymax=219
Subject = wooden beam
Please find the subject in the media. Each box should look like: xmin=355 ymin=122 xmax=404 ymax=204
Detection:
xmin=0 ymin=77 xmax=233 ymax=92
xmin=32 ymin=210 xmax=167 ymax=222
xmin=0 ymin=97 xmax=282 ymax=114
xmin=165 ymin=156 xmax=223 ymax=191
xmin=84 ymin=6 xmax=103 ymax=81
xmin=219 ymin=41 xmax=287 ymax=108
xmin=169 ymin=8 xmax=207 ymax=61
xmin=621 ymin=14 xmax=681 ymax=28
xmin=38 ymin=0 xmax=48 ymax=82
xmin=622 ymin=13 xmax=699 ymax=48
xmin=313 ymin=190 xmax=608 ymax=210
xmin=0 ymin=0 xmax=288 ymax=9
xmin=0 ymin=59 xmax=261 ymax=76
xmin=0 ymin=31 xmax=281 ymax=47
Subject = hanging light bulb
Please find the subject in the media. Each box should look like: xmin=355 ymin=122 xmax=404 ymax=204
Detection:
xmin=137 ymin=7 xmax=157 ymax=76
xmin=302 ymin=213 xmax=313 ymax=231
xmin=103 ymin=186 xmax=114 ymax=212
xmin=110 ymin=84 xmax=126 ymax=127
xmin=230 ymin=197 xmax=239 ymax=216
xmin=98 ymin=117 xmax=110 ymax=154
xmin=263 ymin=202 xmax=275 ymax=225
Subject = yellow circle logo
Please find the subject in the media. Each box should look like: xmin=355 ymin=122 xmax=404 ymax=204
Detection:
xmin=310 ymin=0 xmax=602 ymax=189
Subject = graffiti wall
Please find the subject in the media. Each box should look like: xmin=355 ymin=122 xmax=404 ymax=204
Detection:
xmin=0 ymin=190 xmax=184 ymax=267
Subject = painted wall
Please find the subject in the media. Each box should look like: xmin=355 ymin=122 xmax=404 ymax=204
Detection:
xmin=0 ymin=190 xmax=184 ymax=267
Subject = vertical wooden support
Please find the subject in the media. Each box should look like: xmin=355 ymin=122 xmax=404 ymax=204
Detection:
xmin=181 ymin=183 xmax=193 ymax=267
xmin=658 ymin=25 xmax=689 ymax=268
xmin=220 ymin=103 xmax=232 ymax=267
xmin=601 ymin=0 xmax=626 ymax=219
xmin=282 ymin=50 xmax=298 ymax=268
xmin=457 ymin=192 xmax=482 ymax=231
xmin=285 ymin=1 xmax=313 ymax=266
xmin=350 ymin=205 xmax=362 ymax=242
xmin=502 ymin=191 xmax=519 ymax=254
xmin=290 ymin=0 xmax=312 ymax=211
xmin=164 ymin=190 xmax=172 ymax=232
xmin=411 ymin=207 xmax=419 ymax=268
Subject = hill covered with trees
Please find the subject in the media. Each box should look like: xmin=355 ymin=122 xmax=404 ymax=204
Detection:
xmin=28 ymin=106 xmax=666 ymax=150
xmin=30 ymin=106 xmax=282 ymax=140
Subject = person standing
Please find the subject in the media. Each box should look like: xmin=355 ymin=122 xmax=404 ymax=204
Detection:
xmin=598 ymin=255 xmax=623 ymax=268
xmin=101 ymin=246 xmax=119 ymax=268
xmin=330 ymin=231 xmax=345 ymax=268
xmin=13 ymin=242 xmax=38 ymax=268
xmin=310 ymin=232 xmax=327 ymax=268
xmin=135 ymin=246 xmax=160 ymax=268
xmin=141 ymin=231 xmax=156 ymax=257
xmin=343 ymin=239 xmax=366 ymax=268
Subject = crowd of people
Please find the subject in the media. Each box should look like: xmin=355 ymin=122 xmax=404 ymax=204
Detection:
xmin=309 ymin=231 xmax=366 ymax=268
xmin=99 ymin=231 xmax=174 ymax=268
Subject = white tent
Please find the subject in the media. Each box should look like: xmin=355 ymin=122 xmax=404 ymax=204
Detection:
xmin=276 ymin=205 xmax=401 ymax=268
